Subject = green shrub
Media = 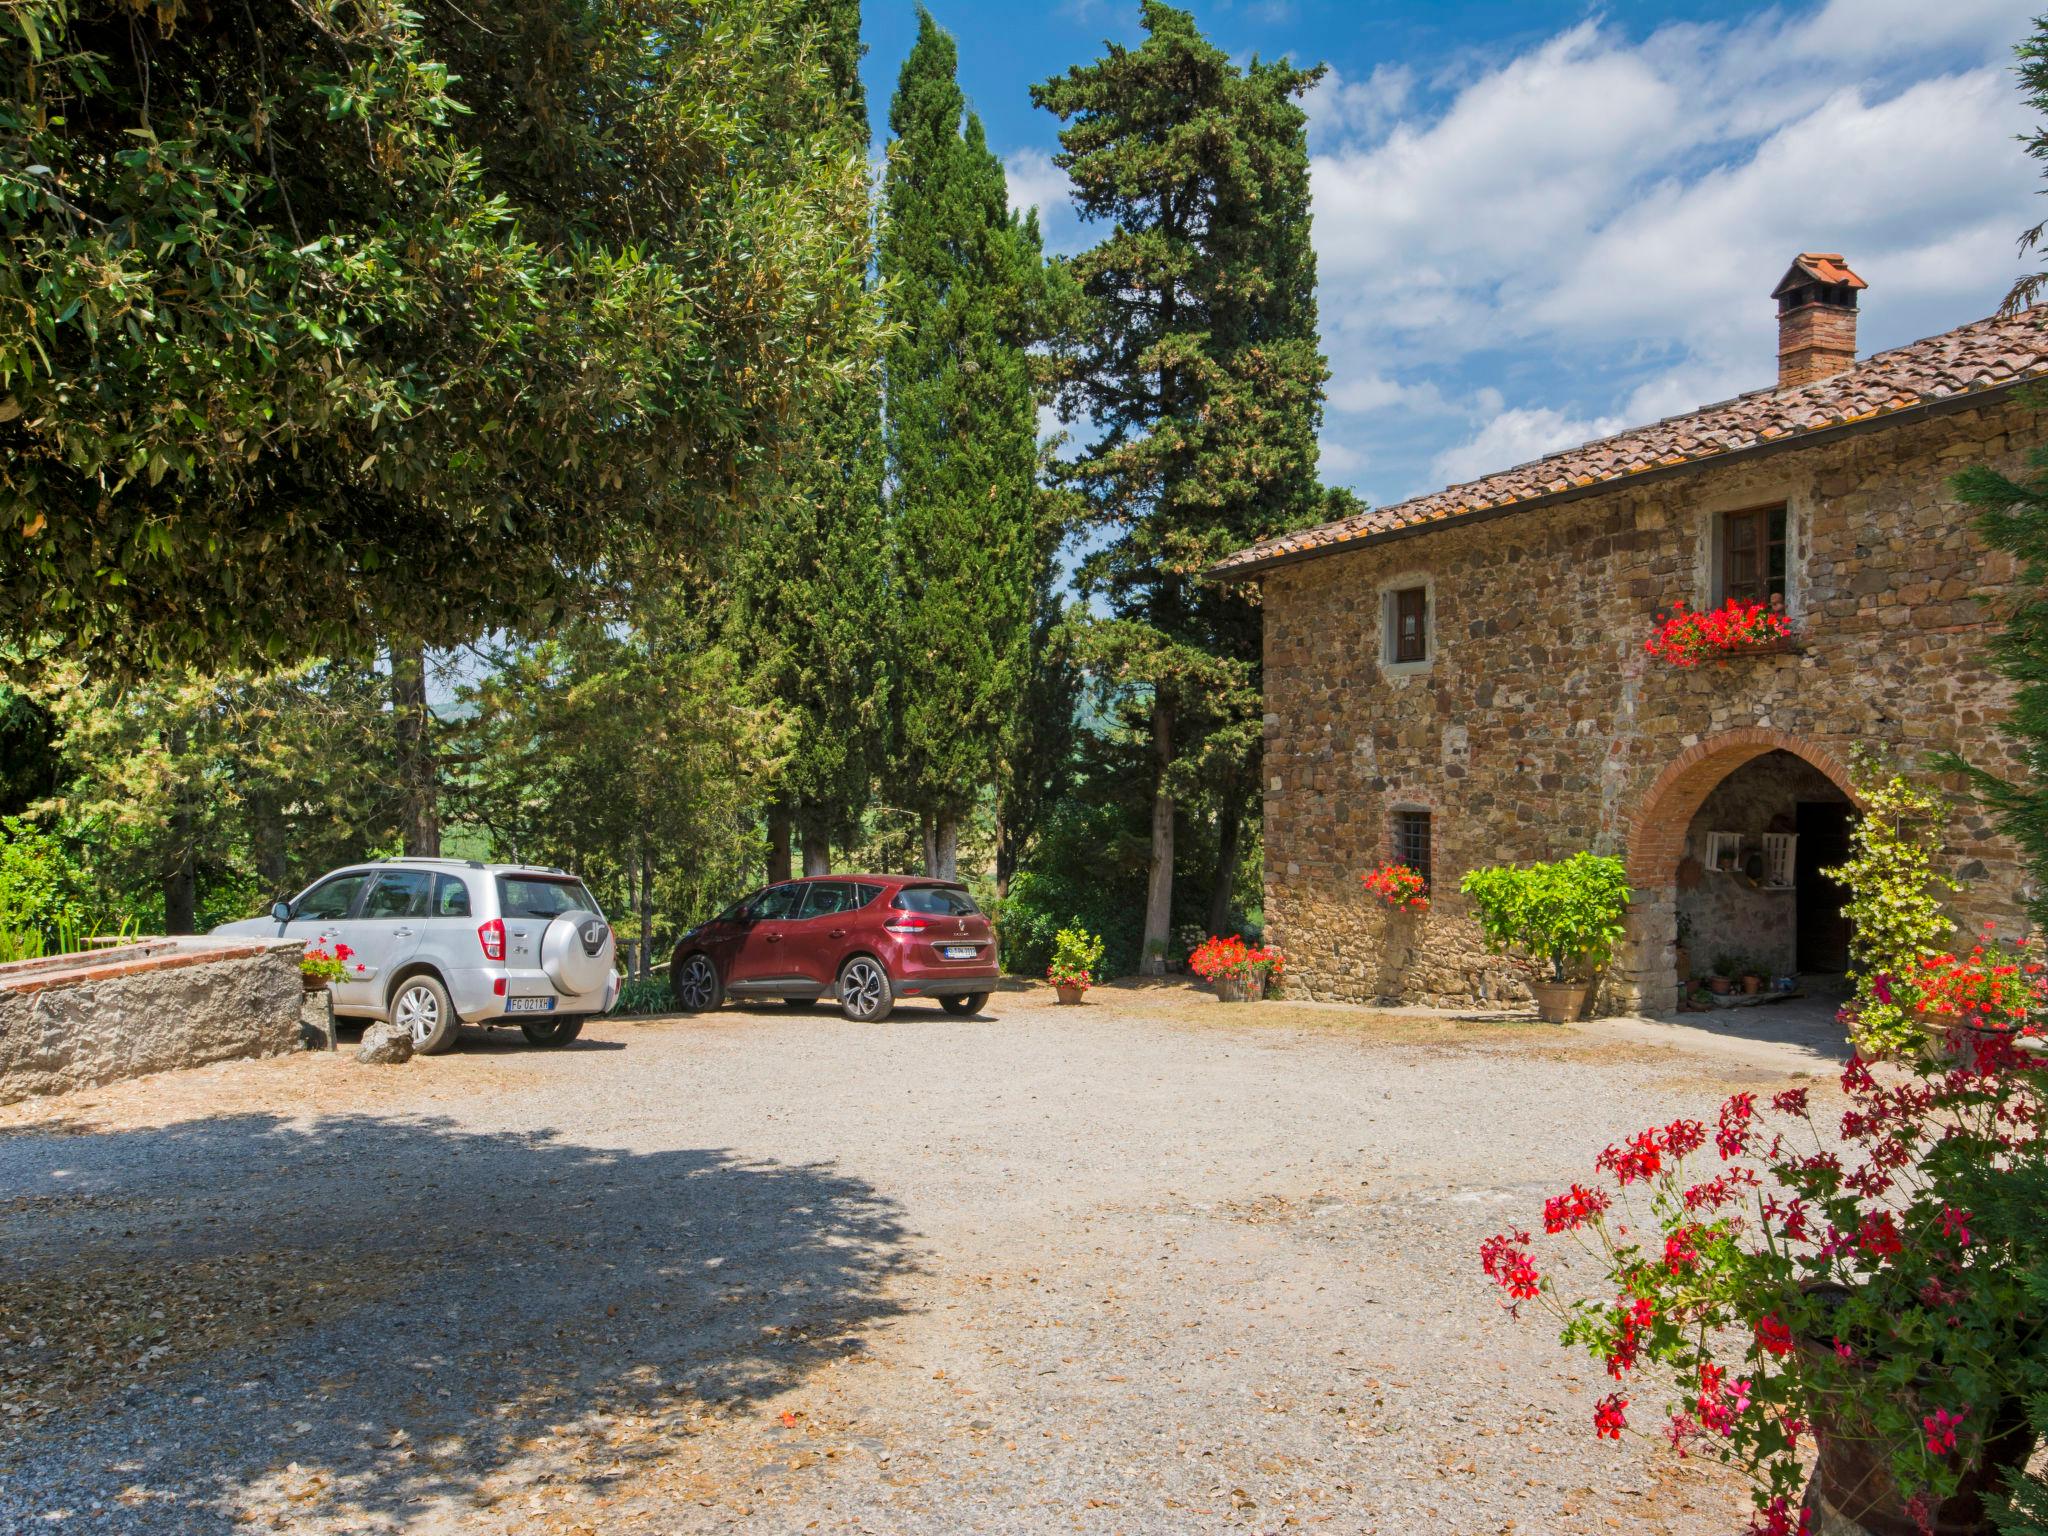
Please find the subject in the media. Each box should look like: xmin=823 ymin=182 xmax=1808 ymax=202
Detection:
xmin=1459 ymin=851 xmax=1631 ymax=983
xmin=1047 ymin=926 xmax=1106 ymax=988
xmin=612 ymin=975 xmax=675 ymax=1016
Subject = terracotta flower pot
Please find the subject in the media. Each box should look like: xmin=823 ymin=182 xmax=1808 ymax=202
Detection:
xmin=1707 ymin=976 xmax=1734 ymax=996
xmin=1055 ymin=983 xmax=1085 ymax=1006
xmin=1213 ymin=972 xmax=1262 ymax=1003
xmin=1797 ymin=1337 xmax=2036 ymax=1536
xmin=1741 ymin=973 xmax=1764 ymax=996
xmin=1917 ymin=1011 xmax=2018 ymax=1067
xmin=1529 ymin=979 xmax=1582 ymax=1024
xmin=301 ymin=973 xmax=330 ymax=994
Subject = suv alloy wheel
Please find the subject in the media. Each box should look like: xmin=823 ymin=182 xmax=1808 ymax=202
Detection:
xmin=837 ymin=955 xmax=894 ymax=1023
xmin=673 ymin=953 xmax=723 ymax=1013
xmin=392 ymin=974 xmax=461 ymax=1055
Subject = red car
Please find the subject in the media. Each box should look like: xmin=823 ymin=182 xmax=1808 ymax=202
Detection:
xmin=669 ymin=874 xmax=998 ymax=1022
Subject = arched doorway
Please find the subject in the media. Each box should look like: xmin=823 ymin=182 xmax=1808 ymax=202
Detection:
xmin=1624 ymin=728 xmax=1861 ymax=1013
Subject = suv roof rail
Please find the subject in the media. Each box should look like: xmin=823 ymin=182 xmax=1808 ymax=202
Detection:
xmin=378 ymin=855 xmax=488 ymax=869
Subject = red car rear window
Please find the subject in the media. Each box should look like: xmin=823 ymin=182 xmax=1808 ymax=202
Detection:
xmin=891 ymin=884 xmax=979 ymax=917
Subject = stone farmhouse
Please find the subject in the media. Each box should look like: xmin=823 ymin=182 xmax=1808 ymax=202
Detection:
xmin=1215 ymin=256 xmax=2048 ymax=1014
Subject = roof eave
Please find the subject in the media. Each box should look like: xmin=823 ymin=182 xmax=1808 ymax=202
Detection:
xmin=1209 ymin=378 xmax=2036 ymax=584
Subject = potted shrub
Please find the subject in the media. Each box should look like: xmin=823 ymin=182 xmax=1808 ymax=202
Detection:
xmin=1362 ymin=862 xmax=1430 ymax=913
xmin=300 ymin=942 xmax=350 ymax=993
xmin=1046 ymin=926 xmax=1106 ymax=1006
xmin=1738 ymin=957 xmax=1766 ymax=996
xmin=1705 ymin=955 xmax=1737 ymax=997
xmin=1460 ymin=852 xmax=1631 ymax=1023
xmin=1644 ymin=595 xmax=1793 ymax=667
xmin=1478 ymin=1033 xmax=2046 ymax=1534
xmin=1188 ymin=935 xmax=1285 ymax=1002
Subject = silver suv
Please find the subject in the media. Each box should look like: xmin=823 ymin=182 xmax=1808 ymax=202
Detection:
xmin=214 ymin=859 xmax=619 ymax=1053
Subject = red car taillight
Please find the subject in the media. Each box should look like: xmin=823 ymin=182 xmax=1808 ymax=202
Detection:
xmin=884 ymin=915 xmax=930 ymax=935
xmin=478 ymin=918 xmax=505 ymax=960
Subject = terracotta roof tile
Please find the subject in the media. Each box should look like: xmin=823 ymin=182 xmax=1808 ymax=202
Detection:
xmin=1214 ymin=308 xmax=2048 ymax=577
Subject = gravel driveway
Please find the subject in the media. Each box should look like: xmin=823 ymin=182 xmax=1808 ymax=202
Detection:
xmin=0 ymin=983 xmax=1840 ymax=1533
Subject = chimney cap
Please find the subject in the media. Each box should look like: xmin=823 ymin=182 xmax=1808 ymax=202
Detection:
xmin=1772 ymin=252 xmax=1867 ymax=302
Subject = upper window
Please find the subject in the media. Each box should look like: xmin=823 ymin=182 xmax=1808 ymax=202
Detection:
xmin=362 ymin=869 xmax=433 ymax=920
xmin=294 ymin=871 xmax=369 ymax=922
xmin=1718 ymin=505 xmax=1787 ymax=606
xmin=892 ymin=884 xmax=979 ymax=917
xmin=1392 ymin=809 xmax=1433 ymax=887
xmin=1382 ymin=585 xmax=1429 ymax=666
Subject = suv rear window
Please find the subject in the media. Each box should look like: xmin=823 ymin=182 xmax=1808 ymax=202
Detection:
xmin=891 ymin=884 xmax=979 ymax=917
xmin=496 ymin=875 xmax=599 ymax=919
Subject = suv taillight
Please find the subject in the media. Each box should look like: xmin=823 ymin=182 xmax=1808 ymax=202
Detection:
xmin=884 ymin=915 xmax=930 ymax=935
xmin=478 ymin=918 xmax=505 ymax=960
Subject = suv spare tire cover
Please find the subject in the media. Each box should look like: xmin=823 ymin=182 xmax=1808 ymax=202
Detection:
xmin=541 ymin=910 xmax=614 ymax=996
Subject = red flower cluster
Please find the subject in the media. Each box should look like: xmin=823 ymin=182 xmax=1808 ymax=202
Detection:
xmin=1187 ymin=935 xmax=1285 ymax=984
xmin=1593 ymin=1394 xmax=1629 ymax=1440
xmin=1479 ymin=1230 xmax=1540 ymax=1304
xmin=1360 ymin=862 xmax=1430 ymax=913
xmin=1922 ymin=1406 xmax=1968 ymax=1457
xmin=1903 ymin=930 xmax=2047 ymax=1034
xmin=1753 ymin=1314 xmax=1793 ymax=1358
xmin=1543 ymin=1183 xmax=1609 ymax=1233
xmin=1645 ymin=597 xmax=1792 ymax=667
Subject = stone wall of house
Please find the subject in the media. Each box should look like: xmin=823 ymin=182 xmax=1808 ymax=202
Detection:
xmin=1259 ymin=394 xmax=2040 ymax=1015
xmin=0 ymin=939 xmax=306 ymax=1105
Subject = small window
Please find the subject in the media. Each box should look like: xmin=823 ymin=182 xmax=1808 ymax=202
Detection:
xmin=1392 ymin=810 xmax=1433 ymax=887
xmin=496 ymin=875 xmax=600 ymax=919
xmin=433 ymin=874 xmax=473 ymax=918
xmin=1718 ymin=505 xmax=1787 ymax=606
xmin=892 ymin=884 xmax=979 ymax=917
xmin=363 ymin=869 xmax=433 ymax=919
xmin=1385 ymin=586 xmax=1428 ymax=664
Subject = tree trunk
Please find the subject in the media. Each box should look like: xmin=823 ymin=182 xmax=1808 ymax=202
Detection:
xmin=250 ymin=787 xmax=289 ymax=899
xmin=921 ymin=812 xmax=938 ymax=877
xmin=163 ymin=727 xmax=196 ymax=933
xmin=1139 ymin=693 xmax=1175 ymax=975
xmin=766 ymin=802 xmax=793 ymax=885
xmin=800 ymin=825 xmax=831 ymax=877
xmin=636 ymin=842 xmax=653 ymax=980
xmin=930 ymin=811 xmax=959 ymax=881
xmin=993 ymin=806 xmax=1013 ymax=900
xmin=391 ymin=640 xmax=440 ymax=856
xmin=1208 ymin=768 xmax=1245 ymax=940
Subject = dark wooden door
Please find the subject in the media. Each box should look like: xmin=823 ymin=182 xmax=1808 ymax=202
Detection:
xmin=1795 ymin=802 xmax=1854 ymax=974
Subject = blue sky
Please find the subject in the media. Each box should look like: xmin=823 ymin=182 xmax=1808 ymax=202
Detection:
xmin=856 ymin=0 xmax=2040 ymax=512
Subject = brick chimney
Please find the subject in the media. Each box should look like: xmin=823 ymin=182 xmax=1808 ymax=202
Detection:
xmin=1772 ymin=253 xmax=1866 ymax=389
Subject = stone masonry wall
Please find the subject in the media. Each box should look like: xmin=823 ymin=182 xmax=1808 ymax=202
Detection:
xmin=0 ymin=940 xmax=305 ymax=1105
xmin=1259 ymin=395 xmax=2040 ymax=1014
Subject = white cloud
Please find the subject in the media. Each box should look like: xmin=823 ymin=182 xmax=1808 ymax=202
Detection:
xmin=1307 ymin=3 xmax=2037 ymax=504
xmin=1429 ymin=406 xmax=1628 ymax=488
xmin=1003 ymin=147 xmax=1081 ymax=254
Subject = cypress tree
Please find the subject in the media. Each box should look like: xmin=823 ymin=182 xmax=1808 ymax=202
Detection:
xmin=730 ymin=0 xmax=892 ymax=880
xmin=881 ymin=11 xmax=1048 ymax=878
xmin=1033 ymin=2 xmax=1328 ymax=969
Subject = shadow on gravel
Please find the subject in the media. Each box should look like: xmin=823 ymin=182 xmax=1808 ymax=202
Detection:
xmin=0 ymin=1113 xmax=913 ymax=1530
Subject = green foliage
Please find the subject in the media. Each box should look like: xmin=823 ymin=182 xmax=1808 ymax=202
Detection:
xmin=612 ymin=976 xmax=676 ymax=1017
xmin=1824 ymin=761 xmax=1958 ymax=1055
xmin=1032 ymin=0 xmax=1330 ymax=957
xmin=998 ymin=798 xmax=1148 ymax=978
xmin=0 ymin=813 xmax=97 ymax=933
xmin=1 ymin=0 xmax=875 ymax=668
xmin=2004 ymin=18 xmax=2048 ymax=314
xmin=1459 ymin=852 xmax=1631 ymax=983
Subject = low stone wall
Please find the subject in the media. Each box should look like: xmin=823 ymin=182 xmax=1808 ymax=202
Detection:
xmin=0 ymin=937 xmax=306 ymax=1105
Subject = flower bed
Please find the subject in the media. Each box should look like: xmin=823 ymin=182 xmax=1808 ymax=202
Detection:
xmin=1361 ymin=862 xmax=1429 ymax=913
xmin=1645 ymin=597 xmax=1793 ymax=667
xmin=1188 ymin=935 xmax=1284 ymax=1000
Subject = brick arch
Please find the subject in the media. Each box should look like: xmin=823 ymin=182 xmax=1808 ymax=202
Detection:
xmin=1626 ymin=727 xmax=1859 ymax=889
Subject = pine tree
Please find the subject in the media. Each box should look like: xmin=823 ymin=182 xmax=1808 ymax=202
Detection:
xmin=881 ymin=11 xmax=1048 ymax=879
xmin=729 ymin=0 xmax=892 ymax=880
xmin=1033 ymin=2 xmax=1328 ymax=970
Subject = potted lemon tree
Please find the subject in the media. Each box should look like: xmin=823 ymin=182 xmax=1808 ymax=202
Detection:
xmin=1460 ymin=852 xmax=1631 ymax=1023
xmin=1046 ymin=926 xmax=1106 ymax=1005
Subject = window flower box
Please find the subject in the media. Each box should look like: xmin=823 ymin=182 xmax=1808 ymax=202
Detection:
xmin=1645 ymin=596 xmax=1794 ymax=668
xmin=1361 ymin=862 xmax=1429 ymax=913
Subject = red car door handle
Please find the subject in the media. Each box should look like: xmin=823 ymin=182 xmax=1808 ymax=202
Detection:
xmin=765 ymin=932 xmax=782 ymax=943
xmin=829 ymin=928 xmax=848 ymax=939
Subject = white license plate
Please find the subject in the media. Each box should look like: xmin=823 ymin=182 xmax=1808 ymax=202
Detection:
xmin=504 ymin=996 xmax=556 ymax=1013
xmin=940 ymin=944 xmax=978 ymax=960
